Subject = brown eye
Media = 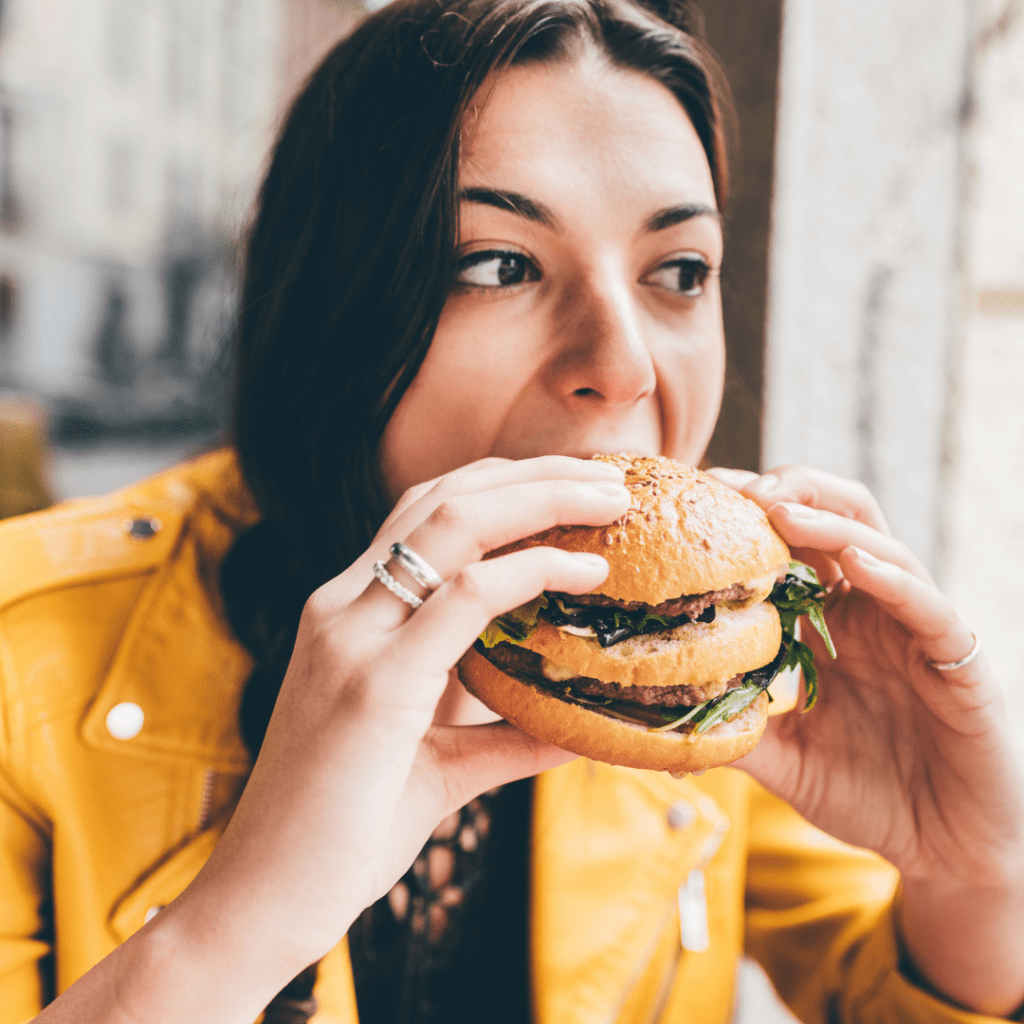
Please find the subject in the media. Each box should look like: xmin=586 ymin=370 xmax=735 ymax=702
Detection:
xmin=644 ymin=254 xmax=711 ymax=297
xmin=456 ymin=250 xmax=540 ymax=288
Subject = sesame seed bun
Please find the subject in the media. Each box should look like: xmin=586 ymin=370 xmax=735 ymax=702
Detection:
xmin=491 ymin=454 xmax=790 ymax=605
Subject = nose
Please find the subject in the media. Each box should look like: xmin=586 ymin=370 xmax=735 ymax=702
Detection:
xmin=547 ymin=270 xmax=657 ymax=409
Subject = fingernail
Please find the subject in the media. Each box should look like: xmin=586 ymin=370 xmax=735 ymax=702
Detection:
xmin=593 ymin=482 xmax=630 ymax=498
xmin=592 ymin=463 xmax=626 ymax=478
xmin=753 ymin=474 xmax=780 ymax=492
xmin=775 ymin=501 xmax=819 ymax=520
xmin=574 ymin=552 xmax=608 ymax=569
xmin=851 ymin=546 xmax=880 ymax=567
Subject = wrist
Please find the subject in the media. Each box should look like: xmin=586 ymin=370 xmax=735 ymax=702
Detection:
xmin=900 ymin=876 xmax=1024 ymax=1018
xmin=112 ymin=895 xmax=289 ymax=1024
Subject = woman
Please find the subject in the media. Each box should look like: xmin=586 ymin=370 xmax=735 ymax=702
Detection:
xmin=2 ymin=0 xmax=1022 ymax=1021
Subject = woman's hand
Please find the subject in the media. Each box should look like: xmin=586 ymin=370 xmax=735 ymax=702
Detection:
xmin=709 ymin=464 xmax=1024 ymax=1018
xmin=38 ymin=456 xmax=630 ymax=1024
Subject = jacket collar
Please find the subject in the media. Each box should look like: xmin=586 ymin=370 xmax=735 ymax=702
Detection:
xmin=80 ymin=452 xmax=257 ymax=773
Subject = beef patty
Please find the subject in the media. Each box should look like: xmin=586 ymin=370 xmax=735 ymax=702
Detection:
xmin=481 ymin=641 xmax=745 ymax=707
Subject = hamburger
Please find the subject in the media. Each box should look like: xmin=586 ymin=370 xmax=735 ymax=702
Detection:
xmin=458 ymin=455 xmax=835 ymax=773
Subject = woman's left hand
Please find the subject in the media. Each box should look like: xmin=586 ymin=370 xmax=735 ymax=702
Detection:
xmin=708 ymin=464 xmax=1024 ymax=1019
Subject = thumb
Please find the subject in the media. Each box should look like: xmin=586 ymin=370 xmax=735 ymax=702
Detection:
xmin=426 ymin=722 xmax=576 ymax=811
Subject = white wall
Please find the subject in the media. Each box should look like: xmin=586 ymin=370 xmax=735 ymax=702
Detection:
xmin=944 ymin=0 xmax=1024 ymax=738
xmin=764 ymin=0 xmax=1024 ymax=742
xmin=764 ymin=0 xmax=971 ymax=574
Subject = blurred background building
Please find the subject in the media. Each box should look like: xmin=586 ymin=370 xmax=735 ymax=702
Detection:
xmin=0 ymin=1 xmax=1020 ymax=1019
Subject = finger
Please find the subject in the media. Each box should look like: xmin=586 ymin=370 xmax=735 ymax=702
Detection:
xmin=387 ymin=546 xmax=609 ymax=679
xmin=768 ymin=502 xmax=932 ymax=584
xmin=381 ymin=455 xmax=625 ymax=539
xmin=704 ymin=466 xmax=759 ymax=490
xmin=354 ymin=478 xmax=629 ymax=629
xmin=742 ymin=465 xmax=891 ymax=535
xmin=838 ymin=546 xmax=979 ymax=670
xmin=381 ymin=457 xmax=513 ymax=528
xmin=426 ymin=722 xmax=576 ymax=814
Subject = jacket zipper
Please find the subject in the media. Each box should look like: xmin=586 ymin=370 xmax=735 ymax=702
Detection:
xmin=603 ymin=801 xmax=730 ymax=1024
xmin=197 ymin=768 xmax=216 ymax=832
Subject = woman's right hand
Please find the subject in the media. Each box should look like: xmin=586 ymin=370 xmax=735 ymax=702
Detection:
xmin=38 ymin=456 xmax=630 ymax=1024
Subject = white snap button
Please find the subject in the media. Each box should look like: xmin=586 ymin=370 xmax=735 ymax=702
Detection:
xmin=667 ymin=800 xmax=696 ymax=830
xmin=106 ymin=702 xmax=144 ymax=740
xmin=144 ymin=905 xmax=163 ymax=923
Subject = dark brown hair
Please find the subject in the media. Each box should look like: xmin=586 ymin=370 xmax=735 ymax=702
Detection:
xmin=219 ymin=0 xmax=732 ymax=1015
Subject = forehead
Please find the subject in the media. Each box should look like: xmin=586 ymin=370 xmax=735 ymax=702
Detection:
xmin=460 ymin=54 xmax=717 ymax=216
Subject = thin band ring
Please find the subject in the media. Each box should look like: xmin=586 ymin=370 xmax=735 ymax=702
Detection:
xmin=372 ymin=561 xmax=423 ymax=609
xmin=390 ymin=542 xmax=444 ymax=592
xmin=928 ymin=632 xmax=981 ymax=672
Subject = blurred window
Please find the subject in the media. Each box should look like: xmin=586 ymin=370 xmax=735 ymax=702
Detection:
xmin=166 ymin=0 xmax=203 ymax=111
xmin=0 ymin=275 xmax=14 ymax=377
xmin=0 ymin=276 xmax=16 ymax=338
xmin=0 ymin=105 xmax=20 ymax=231
xmin=107 ymin=0 xmax=142 ymax=82
xmin=166 ymin=158 xmax=201 ymax=230
xmin=220 ymin=0 xmax=251 ymax=132
xmin=105 ymin=141 xmax=136 ymax=217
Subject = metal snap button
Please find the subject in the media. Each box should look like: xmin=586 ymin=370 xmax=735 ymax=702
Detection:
xmin=106 ymin=702 xmax=144 ymax=740
xmin=667 ymin=800 xmax=696 ymax=830
xmin=144 ymin=905 xmax=164 ymax=923
xmin=123 ymin=517 xmax=162 ymax=540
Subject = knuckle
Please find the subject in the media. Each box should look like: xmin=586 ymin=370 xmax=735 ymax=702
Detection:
xmin=430 ymin=495 xmax=474 ymax=533
xmin=302 ymin=586 xmax=333 ymax=626
xmin=447 ymin=564 xmax=487 ymax=605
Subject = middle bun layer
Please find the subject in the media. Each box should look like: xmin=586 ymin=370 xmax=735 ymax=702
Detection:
xmin=520 ymin=600 xmax=782 ymax=689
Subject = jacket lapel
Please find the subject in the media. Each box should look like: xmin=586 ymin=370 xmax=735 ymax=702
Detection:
xmin=531 ymin=760 xmax=729 ymax=1024
xmin=79 ymin=475 xmax=255 ymax=773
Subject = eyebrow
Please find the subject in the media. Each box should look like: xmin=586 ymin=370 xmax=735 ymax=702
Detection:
xmin=459 ymin=187 xmax=557 ymax=228
xmin=644 ymin=204 xmax=721 ymax=233
xmin=459 ymin=189 xmax=720 ymax=234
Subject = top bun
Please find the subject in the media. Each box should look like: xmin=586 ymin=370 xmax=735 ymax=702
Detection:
xmin=496 ymin=454 xmax=790 ymax=605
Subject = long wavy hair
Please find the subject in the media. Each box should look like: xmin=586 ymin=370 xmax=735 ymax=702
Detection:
xmin=219 ymin=0 xmax=733 ymax=1015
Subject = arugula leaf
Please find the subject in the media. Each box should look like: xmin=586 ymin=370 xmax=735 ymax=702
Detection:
xmin=766 ymin=561 xmax=835 ymax=713
xmin=693 ymin=680 xmax=766 ymax=734
xmin=478 ymin=595 xmax=548 ymax=649
xmin=771 ymin=561 xmax=836 ymax=658
xmin=651 ymin=678 xmax=769 ymax=735
xmin=650 ymin=702 xmax=707 ymax=732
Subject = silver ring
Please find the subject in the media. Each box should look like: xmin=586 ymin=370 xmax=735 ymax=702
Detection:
xmin=389 ymin=542 xmax=443 ymax=592
xmin=372 ymin=561 xmax=423 ymax=609
xmin=928 ymin=632 xmax=981 ymax=671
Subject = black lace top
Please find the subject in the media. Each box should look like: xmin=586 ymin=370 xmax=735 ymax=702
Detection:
xmin=347 ymin=779 xmax=534 ymax=1023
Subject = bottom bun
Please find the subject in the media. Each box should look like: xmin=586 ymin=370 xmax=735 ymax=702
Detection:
xmin=458 ymin=646 xmax=768 ymax=773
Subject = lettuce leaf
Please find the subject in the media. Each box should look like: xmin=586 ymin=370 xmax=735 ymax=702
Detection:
xmin=478 ymin=594 xmax=548 ymax=648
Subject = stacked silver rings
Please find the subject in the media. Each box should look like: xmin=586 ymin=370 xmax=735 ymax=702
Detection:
xmin=372 ymin=542 xmax=444 ymax=611
xmin=389 ymin=542 xmax=444 ymax=591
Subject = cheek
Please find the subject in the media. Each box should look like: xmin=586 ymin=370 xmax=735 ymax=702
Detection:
xmin=378 ymin=299 xmax=534 ymax=497
xmin=652 ymin=306 xmax=725 ymax=463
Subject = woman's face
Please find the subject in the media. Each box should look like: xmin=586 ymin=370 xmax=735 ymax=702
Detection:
xmin=381 ymin=52 xmax=725 ymax=500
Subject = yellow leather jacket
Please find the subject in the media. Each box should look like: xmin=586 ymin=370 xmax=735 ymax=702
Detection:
xmin=0 ymin=452 xmax=1008 ymax=1024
